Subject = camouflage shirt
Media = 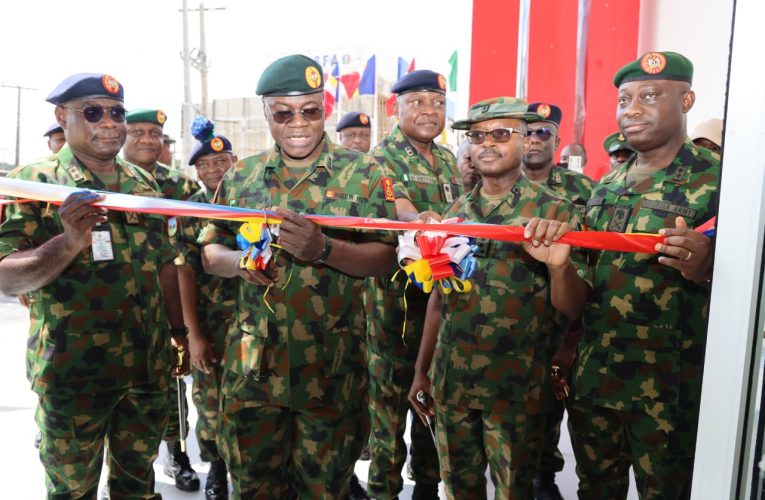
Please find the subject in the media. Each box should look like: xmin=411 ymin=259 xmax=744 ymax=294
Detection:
xmin=198 ymin=135 xmax=400 ymax=410
xmin=526 ymin=165 xmax=594 ymax=219
xmin=177 ymin=188 xmax=237 ymax=356
xmin=432 ymin=175 xmax=589 ymax=414
xmin=143 ymin=161 xmax=198 ymax=200
xmin=575 ymin=140 xmax=720 ymax=415
xmin=0 ymin=144 xmax=176 ymax=394
xmin=365 ymin=126 xmax=462 ymax=368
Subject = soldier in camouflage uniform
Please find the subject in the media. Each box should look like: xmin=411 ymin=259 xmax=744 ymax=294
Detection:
xmin=564 ymin=51 xmax=720 ymax=499
xmin=365 ymin=69 xmax=459 ymax=500
xmin=198 ymin=54 xmax=405 ymax=499
xmin=123 ymin=108 xmax=198 ymax=201
xmin=409 ymin=97 xmax=591 ymax=499
xmin=123 ymin=107 xmax=201 ymax=492
xmin=176 ymin=129 xmax=238 ymax=500
xmin=522 ymin=101 xmax=593 ymax=500
xmin=0 ymin=73 xmax=187 ymax=498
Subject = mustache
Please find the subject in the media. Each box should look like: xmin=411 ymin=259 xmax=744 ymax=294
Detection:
xmin=478 ymin=148 xmax=501 ymax=160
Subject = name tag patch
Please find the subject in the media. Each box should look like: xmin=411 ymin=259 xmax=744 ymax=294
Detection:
xmin=641 ymin=200 xmax=697 ymax=219
xmin=325 ymin=191 xmax=360 ymax=203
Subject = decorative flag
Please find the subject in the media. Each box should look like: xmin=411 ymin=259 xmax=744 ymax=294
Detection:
xmin=397 ymin=57 xmax=409 ymax=80
xmin=324 ymin=63 xmax=339 ymax=119
xmin=386 ymin=94 xmax=397 ymax=117
xmin=338 ymin=72 xmax=360 ymax=99
xmin=448 ymin=50 xmax=458 ymax=91
xmin=358 ymin=55 xmax=376 ymax=95
xmin=408 ymin=58 xmax=416 ymax=73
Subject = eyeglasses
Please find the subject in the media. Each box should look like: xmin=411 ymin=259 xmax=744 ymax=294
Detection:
xmin=465 ymin=128 xmax=525 ymax=145
xmin=267 ymin=106 xmax=324 ymax=124
xmin=62 ymin=105 xmax=127 ymax=123
xmin=526 ymin=127 xmax=556 ymax=141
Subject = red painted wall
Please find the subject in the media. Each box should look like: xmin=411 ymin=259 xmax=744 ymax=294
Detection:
xmin=469 ymin=0 xmax=520 ymax=103
xmin=469 ymin=0 xmax=641 ymax=180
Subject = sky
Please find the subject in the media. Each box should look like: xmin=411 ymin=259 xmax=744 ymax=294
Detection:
xmin=0 ymin=0 xmax=473 ymax=166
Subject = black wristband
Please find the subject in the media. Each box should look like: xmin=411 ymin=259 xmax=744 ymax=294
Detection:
xmin=169 ymin=326 xmax=189 ymax=337
xmin=313 ymin=234 xmax=333 ymax=265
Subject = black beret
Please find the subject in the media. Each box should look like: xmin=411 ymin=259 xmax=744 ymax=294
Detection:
xmin=46 ymin=73 xmax=124 ymax=104
xmin=336 ymin=112 xmax=371 ymax=132
xmin=527 ymin=102 xmax=562 ymax=127
xmin=256 ymin=54 xmax=324 ymax=96
xmin=43 ymin=123 xmax=63 ymax=137
xmin=613 ymin=51 xmax=693 ymax=87
xmin=391 ymin=69 xmax=447 ymax=95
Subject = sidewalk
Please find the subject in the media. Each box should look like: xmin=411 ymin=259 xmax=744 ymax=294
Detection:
xmin=0 ymin=294 xmax=636 ymax=498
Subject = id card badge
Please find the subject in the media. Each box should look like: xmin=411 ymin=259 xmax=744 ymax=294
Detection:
xmin=442 ymin=183 xmax=454 ymax=203
xmin=91 ymin=224 xmax=115 ymax=262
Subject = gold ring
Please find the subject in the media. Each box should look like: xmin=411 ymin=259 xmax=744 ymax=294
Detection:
xmin=683 ymin=251 xmax=693 ymax=262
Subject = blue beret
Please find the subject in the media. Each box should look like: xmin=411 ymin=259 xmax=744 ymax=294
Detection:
xmin=189 ymin=135 xmax=233 ymax=166
xmin=43 ymin=123 xmax=63 ymax=137
xmin=46 ymin=73 xmax=124 ymax=105
xmin=391 ymin=69 xmax=447 ymax=95
xmin=336 ymin=112 xmax=371 ymax=132
xmin=527 ymin=102 xmax=562 ymax=127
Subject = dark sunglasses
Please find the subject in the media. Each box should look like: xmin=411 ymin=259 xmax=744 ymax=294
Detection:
xmin=63 ymin=105 xmax=127 ymax=123
xmin=526 ymin=127 xmax=556 ymax=141
xmin=269 ymin=106 xmax=324 ymax=124
xmin=465 ymin=128 xmax=525 ymax=145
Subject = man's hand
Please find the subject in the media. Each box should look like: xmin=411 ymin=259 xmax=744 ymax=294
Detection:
xmin=236 ymin=262 xmax=277 ymax=287
xmin=408 ymin=374 xmax=434 ymax=426
xmin=551 ymin=343 xmax=577 ymax=401
xmin=656 ymin=216 xmax=713 ymax=282
xmin=522 ymin=217 xmax=572 ymax=268
xmin=58 ymin=191 xmax=107 ymax=253
xmin=415 ymin=210 xmax=442 ymax=223
xmin=171 ymin=335 xmax=190 ymax=377
xmin=272 ymin=207 xmax=324 ymax=262
xmin=189 ymin=335 xmax=216 ymax=374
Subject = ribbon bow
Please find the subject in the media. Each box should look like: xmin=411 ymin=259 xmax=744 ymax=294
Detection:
xmin=396 ymin=218 xmax=477 ymax=295
xmin=236 ymin=222 xmax=273 ymax=270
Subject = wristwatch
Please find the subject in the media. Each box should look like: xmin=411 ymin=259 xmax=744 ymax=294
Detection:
xmin=313 ymin=234 xmax=333 ymax=265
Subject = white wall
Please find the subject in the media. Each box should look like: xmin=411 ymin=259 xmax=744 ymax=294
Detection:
xmin=638 ymin=0 xmax=733 ymax=133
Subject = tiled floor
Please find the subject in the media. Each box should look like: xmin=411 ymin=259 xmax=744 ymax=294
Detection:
xmin=0 ymin=294 xmax=636 ymax=498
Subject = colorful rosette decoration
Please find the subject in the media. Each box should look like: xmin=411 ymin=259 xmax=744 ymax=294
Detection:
xmin=396 ymin=218 xmax=477 ymax=295
xmin=236 ymin=221 xmax=273 ymax=271
xmin=190 ymin=115 xmax=216 ymax=142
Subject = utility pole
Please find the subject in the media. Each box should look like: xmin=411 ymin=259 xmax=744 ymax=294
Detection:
xmin=1 ymin=83 xmax=37 ymax=167
xmin=181 ymin=0 xmax=193 ymax=170
xmin=179 ymin=1 xmax=224 ymax=167
xmin=188 ymin=3 xmax=225 ymax=118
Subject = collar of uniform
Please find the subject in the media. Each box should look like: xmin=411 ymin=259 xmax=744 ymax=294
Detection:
xmin=465 ymin=175 xmax=524 ymax=206
xmin=611 ymin=140 xmax=694 ymax=195
xmin=57 ymin=144 xmax=91 ymax=186
xmin=391 ymin=125 xmax=434 ymax=160
xmin=547 ymin=166 xmax=564 ymax=186
xmin=266 ymin=133 xmax=334 ymax=178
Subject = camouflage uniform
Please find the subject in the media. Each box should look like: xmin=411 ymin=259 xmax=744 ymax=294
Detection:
xmin=198 ymin=135 xmax=401 ymax=498
xmin=143 ymin=160 xmax=197 ymax=443
xmin=176 ymin=187 xmax=237 ymax=462
xmin=365 ymin=124 xmax=460 ymax=498
xmin=569 ymin=141 xmax=720 ymax=499
xmin=526 ymin=165 xmax=593 ymax=480
xmin=432 ymin=176 xmax=589 ymax=499
xmin=145 ymin=161 xmax=198 ymax=201
xmin=0 ymin=144 xmax=174 ymax=498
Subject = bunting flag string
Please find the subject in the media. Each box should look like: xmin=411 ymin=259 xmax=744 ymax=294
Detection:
xmin=0 ymin=177 xmax=673 ymax=253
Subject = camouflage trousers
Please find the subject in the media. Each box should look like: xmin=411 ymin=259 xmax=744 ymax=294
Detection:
xmin=537 ymin=402 xmax=565 ymax=476
xmin=35 ymin=383 xmax=167 ymax=499
xmin=163 ymin=373 xmax=190 ymax=442
xmin=217 ymin=390 xmax=369 ymax=499
xmin=434 ymin=402 xmax=546 ymax=500
xmin=192 ymin=362 xmax=224 ymax=462
xmin=567 ymin=400 xmax=696 ymax=499
xmin=367 ymin=362 xmax=440 ymax=498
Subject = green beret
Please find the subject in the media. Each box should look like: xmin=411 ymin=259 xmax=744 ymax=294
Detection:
xmin=126 ymin=108 xmax=167 ymax=127
xmin=452 ymin=97 xmax=542 ymax=130
xmin=256 ymin=54 xmax=324 ymax=96
xmin=613 ymin=51 xmax=693 ymax=87
xmin=603 ymin=131 xmax=634 ymax=154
